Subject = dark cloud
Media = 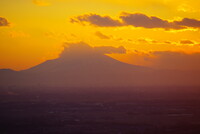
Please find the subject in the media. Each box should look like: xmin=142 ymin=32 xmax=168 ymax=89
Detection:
xmin=95 ymin=46 xmax=126 ymax=54
xmin=120 ymin=13 xmax=183 ymax=30
xmin=95 ymin=31 xmax=110 ymax=39
xmin=61 ymin=42 xmax=126 ymax=58
xmin=71 ymin=12 xmax=200 ymax=30
xmin=180 ymin=40 xmax=194 ymax=44
xmin=175 ymin=18 xmax=200 ymax=28
xmin=0 ymin=17 xmax=9 ymax=27
xmin=70 ymin=14 xmax=122 ymax=27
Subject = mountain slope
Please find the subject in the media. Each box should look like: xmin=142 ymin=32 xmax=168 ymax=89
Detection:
xmin=20 ymin=52 xmax=151 ymax=87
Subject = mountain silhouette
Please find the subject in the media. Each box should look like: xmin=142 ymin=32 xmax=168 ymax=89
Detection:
xmin=1 ymin=43 xmax=200 ymax=87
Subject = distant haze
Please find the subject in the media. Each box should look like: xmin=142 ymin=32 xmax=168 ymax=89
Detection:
xmin=0 ymin=42 xmax=200 ymax=88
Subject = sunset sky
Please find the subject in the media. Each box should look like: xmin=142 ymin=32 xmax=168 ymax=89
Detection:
xmin=1 ymin=0 xmax=200 ymax=71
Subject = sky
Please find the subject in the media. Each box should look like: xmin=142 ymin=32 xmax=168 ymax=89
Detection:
xmin=1 ymin=0 xmax=200 ymax=71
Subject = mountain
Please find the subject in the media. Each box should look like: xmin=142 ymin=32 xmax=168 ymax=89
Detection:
xmin=1 ymin=43 xmax=200 ymax=88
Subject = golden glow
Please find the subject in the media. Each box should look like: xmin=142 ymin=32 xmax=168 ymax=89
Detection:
xmin=0 ymin=0 xmax=200 ymax=70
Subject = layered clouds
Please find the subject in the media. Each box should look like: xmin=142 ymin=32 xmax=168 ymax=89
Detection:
xmin=71 ymin=12 xmax=200 ymax=30
xmin=119 ymin=12 xmax=183 ymax=30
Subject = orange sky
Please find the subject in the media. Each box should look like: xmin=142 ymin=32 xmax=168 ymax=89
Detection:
xmin=1 ymin=0 xmax=200 ymax=70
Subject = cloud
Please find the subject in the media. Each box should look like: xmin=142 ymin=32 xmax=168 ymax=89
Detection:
xmin=175 ymin=18 xmax=200 ymax=28
xmin=32 ymin=0 xmax=51 ymax=6
xmin=61 ymin=42 xmax=126 ymax=58
xmin=180 ymin=40 xmax=194 ymax=45
xmin=94 ymin=31 xmax=132 ymax=43
xmin=93 ymin=31 xmax=200 ymax=47
xmin=95 ymin=31 xmax=110 ymax=39
xmin=136 ymin=37 xmax=158 ymax=44
xmin=71 ymin=12 xmax=200 ymax=30
xmin=0 ymin=17 xmax=10 ymax=27
xmin=119 ymin=12 xmax=183 ymax=30
xmin=70 ymin=14 xmax=122 ymax=27
xmin=95 ymin=46 xmax=126 ymax=54
xmin=116 ymin=51 xmax=200 ymax=71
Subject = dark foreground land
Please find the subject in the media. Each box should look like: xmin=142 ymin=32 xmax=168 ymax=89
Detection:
xmin=0 ymin=87 xmax=200 ymax=134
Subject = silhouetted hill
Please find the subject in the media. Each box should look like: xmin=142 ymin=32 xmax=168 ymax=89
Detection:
xmin=1 ymin=43 xmax=200 ymax=87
